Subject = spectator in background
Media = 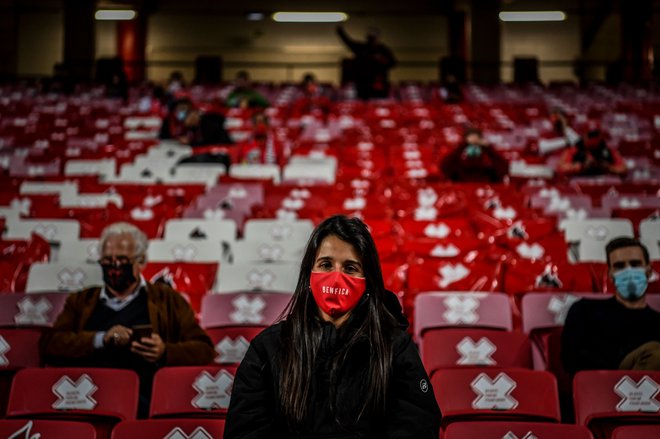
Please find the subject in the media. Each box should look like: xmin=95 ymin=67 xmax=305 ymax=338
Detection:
xmin=239 ymin=112 xmax=280 ymax=165
xmin=226 ymin=71 xmax=270 ymax=109
xmin=440 ymin=127 xmax=509 ymax=183
xmin=537 ymin=107 xmax=580 ymax=155
xmin=557 ymin=127 xmax=626 ymax=177
xmin=337 ymin=25 xmax=397 ymax=100
xmin=40 ymin=222 xmax=215 ymax=417
xmin=225 ymin=215 xmax=441 ymax=438
xmin=561 ymin=237 xmax=660 ymax=375
xmin=160 ymin=98 xmax=232 ymax=146
xmin=292 ymin=73 xmax=334 ymax=118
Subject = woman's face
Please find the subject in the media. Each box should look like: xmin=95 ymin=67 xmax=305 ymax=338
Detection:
xmin=311 ymin=235 xmax=365 ymax=326
xmin=312 ymin=235 xmax=364 ymax=277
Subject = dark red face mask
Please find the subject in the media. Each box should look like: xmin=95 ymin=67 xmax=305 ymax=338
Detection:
xmin=310 ymin=271 xmax=366 ymax=318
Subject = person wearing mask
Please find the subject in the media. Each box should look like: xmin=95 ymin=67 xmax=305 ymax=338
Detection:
xmin=440 ymin=127 xmax=509 ymax=182
xmin=561 ymin=237 xmax=660 ymax=375
xmin=160 ymin=98 xmax=232 ymax=146
xmin=40 ymin=222 xmax=215 ymax=417
xmin=557 ymin=127 xmax=626 ymax=177
xmin=337 ymin=26 xmax=397 ymax=100
xmin=225 ymin=215 xmax=441 ymax=438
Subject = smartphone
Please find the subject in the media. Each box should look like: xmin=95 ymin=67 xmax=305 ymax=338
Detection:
xmin=131 ymin=324 xmax=153 ymax=343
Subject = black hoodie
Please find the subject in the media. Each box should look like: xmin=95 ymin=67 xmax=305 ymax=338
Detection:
xmin=224 ymin=291 xmax=441 ymax=438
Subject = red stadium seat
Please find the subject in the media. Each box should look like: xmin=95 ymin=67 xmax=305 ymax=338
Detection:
xmin=111 ymin=419 xmax=225 ymax=439
xmin=150 ymin=366 xmax=237 ymax=419
xmin=443 ymin=421 xmax=593 ymax=439
xmin=6 ymin=368 xmax=139 ymax=439
xmin=0 ymin=329 xmax=41 ymax=417
xmin=421 ymin=328 xmax=532 ymax=377
xmin=432 ymin=368 xmax=561 ymax=429
xmin=414 ymin=292 xmax=513 ymax=349
xmin=200 ymin=292 xmax=291 ymax=329
xmin=0 ymin=293 xmax=69 ymax=328
xmin=611 ymin=425 xmax=660 ymax=439
xmin=206 ymin=326 xmax=264 ymax=366
xmin=0 ymin=419 xmax=97 ymax=439
xmin=573 ymin=370 xmax=660 ymax=439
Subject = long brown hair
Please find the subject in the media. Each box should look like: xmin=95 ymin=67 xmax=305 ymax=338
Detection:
xmin=278 ymin=215 xmax=398 ymax=427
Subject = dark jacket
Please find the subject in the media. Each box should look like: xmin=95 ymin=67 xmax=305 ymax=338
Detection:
xmin=39 ymin=281 xmax=215 ymax=367
xmin=224 ymin=293 xmax=441 ymax=438
xmin=561 ymin=297 xmax=660 ymax=376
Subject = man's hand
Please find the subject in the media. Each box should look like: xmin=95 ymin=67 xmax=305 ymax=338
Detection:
xmin=131 ymin=333 xmax=166 ymax=363
xmin=103 ymin=325 xmax=133 ymax=347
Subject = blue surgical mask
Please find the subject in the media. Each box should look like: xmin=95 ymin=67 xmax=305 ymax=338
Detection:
xmin=465 ymin=144 xmax=482 ymax=158
xmin=176 ymin=109 xmax=188 ymax=122
xmin=613 ymin=267 xmax=648 ymax=301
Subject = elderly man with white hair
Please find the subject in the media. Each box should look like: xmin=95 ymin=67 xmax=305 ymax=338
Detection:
xmin=40 ymin=222 xmax=215 ymax=417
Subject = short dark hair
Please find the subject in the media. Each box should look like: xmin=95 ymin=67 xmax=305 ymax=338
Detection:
xmin=464 ymin=127 xmax=483 ymax=139
xmin=605 ymin=236 xmax=650 ymax=266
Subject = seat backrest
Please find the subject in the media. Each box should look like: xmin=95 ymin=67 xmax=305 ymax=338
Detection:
xmin=444 ymin=421 xmax=593 ymax=439
xmin=573 ymin=370 xmax=660 ymax=427
xmin=640 ymin=237 xmax=660 ymax=261
xmin=243 ymin=219 xmax=314 ymax=243
xmin=0 ymin=328 xmax=41 ymax=370
xmin=521 ymin=292 xmax=612 ymax=334
xmin=562 ymin=219 xmax=633 ymax=243
xmin=7 ymin=367 xmax=139 ymax=421
xmin=414 ymin=292 xmax=513 ymax=341
xmin=432 ymin=368 xmax=560 ymax=427
xmin=215 ymin=262 xmax=298 ymax=294
xmin=602 ymin=195 xmax=660 ymax=212
xmin=229 ymin=164 xmax=280 ymax=182
xmin=20 ymin=181 xmax=77 ymax=197
xmin=26 ymin=262 xmax=103 ymax=293
xmin=57 ymin=239 xmax=101 ymax=263
xmin=0 ymin=419 xmax=97 ymax=439
xmin=421 ymin=328 xmax=532 ymax=376
xmin=611 ymin=425 xmax=660 ymax=439
xmin=147 ymin=240 xmax=224 ymax=263
xmin=231 ymin=239 xmax=306 ymax=264
xmin=200 ymin=291 xmax=292 ymax=328
xmin=111 ymin=419 xmax=225 ymax=439
xmin=5 ymin=219 xmax=81 ymax=243
xmin=170 ymin=164 xmax=227 ymax=186
xmin=207 ymin=327 xmax=265 ymax=366
xmin=164 ymin=219 xmax=237 ymax=243
xmin=64 ymin=158 xmax=117 ymax=178
xmin=150 ymin=366 xmax=237 ymax=418
xmin=0 ymin=293 xmax=69 ymax=328
xmin=640 ymin=219 xmax=660 ymax=242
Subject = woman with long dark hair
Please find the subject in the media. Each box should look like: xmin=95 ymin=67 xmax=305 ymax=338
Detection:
xmin=225 ymin=215 xmax=441 ymax=438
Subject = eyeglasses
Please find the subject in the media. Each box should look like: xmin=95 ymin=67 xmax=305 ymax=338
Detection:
xmin=98 ymin=256 xmax=141 ymax=266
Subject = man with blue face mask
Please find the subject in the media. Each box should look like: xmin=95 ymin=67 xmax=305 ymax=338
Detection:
xmin=561 ymin=237 xmax=660 ymax=376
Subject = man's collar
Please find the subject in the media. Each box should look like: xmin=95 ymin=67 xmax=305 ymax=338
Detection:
xmin=100 ymin=275 xmax=147 ymax=303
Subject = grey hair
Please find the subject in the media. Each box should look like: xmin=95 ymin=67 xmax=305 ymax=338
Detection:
xmin=99 ymin=222 xmax=149 ymax=259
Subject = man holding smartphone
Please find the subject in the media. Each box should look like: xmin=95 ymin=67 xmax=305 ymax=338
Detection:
xmin=40 ymin=222 xmax=215 ymax=417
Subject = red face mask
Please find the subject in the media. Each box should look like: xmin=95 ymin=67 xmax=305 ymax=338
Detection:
xmin=310 ymin=271 xmax=367 ymax=318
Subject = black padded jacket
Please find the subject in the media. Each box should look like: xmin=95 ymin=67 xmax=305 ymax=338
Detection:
xmin=224 ymin=293 xmax=441 ymax=438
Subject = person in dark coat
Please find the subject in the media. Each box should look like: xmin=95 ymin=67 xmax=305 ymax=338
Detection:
xmin=561 ymin=237 xmax=660 ymax=376
xmin=557 ymin=127 xmax=626 ymax=177
xmin=440 ymin=127 xmax=509 ymax=183
xmin=337 ymin=26 xmax=397 ymax=100
xmin=160 ymin=98 xmax=232 ymax=146
xmin=225 ymin=215 xmax=441 ymax=438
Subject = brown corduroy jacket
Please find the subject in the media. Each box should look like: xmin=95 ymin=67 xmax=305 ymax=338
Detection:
xmin=39 ymin=281 xmax=215 ymax=366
